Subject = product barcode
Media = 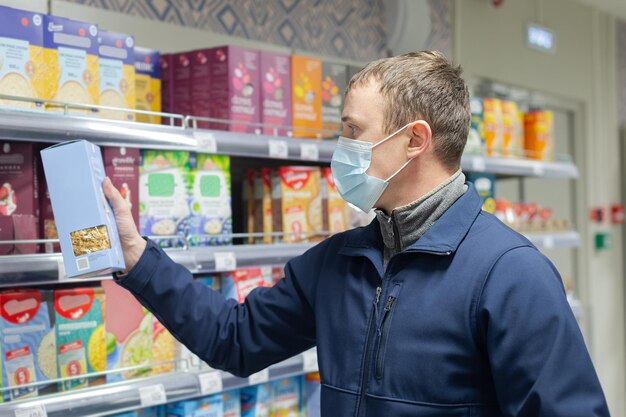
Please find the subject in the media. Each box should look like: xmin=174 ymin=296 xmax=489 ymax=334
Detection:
xmin=76 ymin=257 xmax=90 ymax=271
xmin=14 ymin=405 xmax=47 ymax=417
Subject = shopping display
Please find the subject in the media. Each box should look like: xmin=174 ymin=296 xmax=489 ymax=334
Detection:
xmin=134 ymin=47 xmax=161 ymax=124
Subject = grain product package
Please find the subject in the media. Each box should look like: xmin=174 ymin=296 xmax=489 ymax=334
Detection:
xmin=223 ymin=390 xmax=241 ymax=417
xmin=190 ymin=49 xmax=212 ymax=128
xmin=501 ymin=100 xmax=524 ymax=158
xmin=321 ymin=167 xmax=347 ymax=233
xmin=222 ymin=267 xmax=273 ymax=303
xmin=467 ymin=173 xmax=496 ymax=214
xmin=151 ymin=319 xmax=175 ymax=375
xmin=188 ymin=153 xmax=232 ymax=246
xmin=241 ymin=383 xmax=271 ymax=417
xmin=37 ymin=149 xmax=60 ymax=254
xmin=291 ymin=56 xmax=322 ymax=138
xmin=166 ymin=394 xmax=223 ymax=417
xmin=102 ymin=280 xmax=152 ymax=382
xmin=53 ymin=287 xmax=106 ymax=390
xmin=98 ymin=31 xmax=135 ymax=120
xmin=0 ymin=289 xmax=56 ymax=401
xmin=159 ymin=54 xmax=173 ymax=120
xmin=139 ymin=150 xmax=192 ymax=247
xmin=0 ymin=6 xmax=45 ymax=109
xmin=272 ymin=167 xmax=323 ymax=243
xmin=43 ymin=15 xmax=99 ymax=109
xmin=303 ymin=373 xmax=321 ymax=417
xmin=465 ymin=97 xmax=484 ymax=155
xmin=0 ymin=142 xmax=39 ymax=255
xmin=172 ymin=52 xmax=192 ymax=116
xmin=482 ymin=98 xmax=503 ymax=157
xmin=41 ymin=140 xmax=125 ymax=277
xmin=321 ymin=62 xmax=347 ymax=138
xmin=260 ymin=51 xmax=292 ymax=136
xmin=524 ymin=110 xmax=555 ymax=161
xmin=208 ymin=46 xmax=261 ymax=133
xmin=103 ymin=146 xmax=140 ymax=227
xmin=269 ymin=377 xmax=301 ymax=416
xmin=134 ymin=46 xmax=161 ymax=124
xmin=253 ymin=168 xmax=273 ymax=244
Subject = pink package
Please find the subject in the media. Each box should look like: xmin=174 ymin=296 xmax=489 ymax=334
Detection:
xmin=191 ymin=49 xmax=212 ymax=128
xmin=160 ymin=54 xmax=174 ymax=121
xmin=208 ymin=46 xmax=260 ymax=133
xmin=260 ymin=51 xmax=292 ymax=137
xmin=172 ymin=52 xmax=192 ymax=116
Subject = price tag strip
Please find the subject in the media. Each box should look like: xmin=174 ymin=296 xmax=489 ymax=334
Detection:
xmin=300 ymin=143 xmax=319 ymax=161
xmin=199 ymin=371 xmax=223 ymax=395
xmin=214 ymin=251 xmax=237 ymax=272
xmin=471 ymin=157 xmax=486 ymax=172
xmin=14 ymin=406 xmax=46 ymax=417
xmin=268 ymin=140 xmax=289 ymax=159
xmin=139 ymin=384 xmax=167 ymax=407
xmin=248 ymin=368 xmax=269 ymax=385
xmin=194 ymin=131 xmax=218 ymax=154
xmin=302 ymin=349 xmax=319 ymax=373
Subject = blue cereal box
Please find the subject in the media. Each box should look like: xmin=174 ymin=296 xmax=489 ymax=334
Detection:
xmin=269 ymin=377 xmax=301 ymax=416
xmin=41 ymin=140 xmax=125 ymax=277
xmin=241 ymin=383 xmax=271 ymax=417
xmin=223 ymin=389 xmax=241 ymax=417
xmin=166 ymin=394 xmax=223 ymax=417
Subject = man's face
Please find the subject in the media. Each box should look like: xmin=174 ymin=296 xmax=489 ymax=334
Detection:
xmin=341 ymin=80 xmax=409 ymax=183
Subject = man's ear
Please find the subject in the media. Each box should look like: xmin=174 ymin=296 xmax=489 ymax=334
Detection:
xmin=407 ymin=120 xmax=432 ymax=159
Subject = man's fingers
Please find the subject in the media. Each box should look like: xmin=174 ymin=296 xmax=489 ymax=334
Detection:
xmin=103 ymin=177 xmax=127 ymax=215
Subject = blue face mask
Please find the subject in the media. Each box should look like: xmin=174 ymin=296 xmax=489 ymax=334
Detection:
xmin=330 ymin=123 xmax=415 ymax=213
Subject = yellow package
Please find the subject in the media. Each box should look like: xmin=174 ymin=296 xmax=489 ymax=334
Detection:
xmin=483 ymin=98 xmax=503 ymax=157
xmin=524 ymin=110 xmax=555 ymax=161
xmin=98 ymin=31 xmax=135 ymax=121
xmin=134 ymin=46 xmax=161 ymax=124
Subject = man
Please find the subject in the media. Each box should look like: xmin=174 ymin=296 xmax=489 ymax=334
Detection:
xmin=104 ymin=51 xmax=609 ymax=416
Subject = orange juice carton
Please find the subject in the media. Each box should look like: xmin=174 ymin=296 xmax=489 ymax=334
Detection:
xmin=321 ymin=62 xmax=347 ymax=138
xmin=524 ymin=110 xmax=555 ymax=161
xmin=291 ymin=55 xmax=322 ymax=138
xmin=260 ymin=51 xmax=292 ymax=136
xmin=97 ymin=31 xmax=135 ymax=120
xmin=482 ymin=98 xmax=503 ymax=157
xmin=103 ymin=146 xmax=140 ymax=228
xmin=43 ymin=15 xmax=99 ymax=110
xmin=501 ymin=100 xmax=524 ymax=158
xmin=321 ymin=167 xmax=347 ymax=233
xmin=254 ymin=168 xmax=273 ymax=244
xmin=0 ymin=6 xmax=45 ymax=109
xmin=134 ymin=47 xmax=161 ymax=124
xmin=222 ymin=267 xmax=273 ymax=303
xmin=172 ymin=52 xmax=192 ymax=116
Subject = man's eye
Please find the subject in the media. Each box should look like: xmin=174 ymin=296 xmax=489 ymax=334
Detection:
xmin=350 ymin=126 xmax=358 ymax=136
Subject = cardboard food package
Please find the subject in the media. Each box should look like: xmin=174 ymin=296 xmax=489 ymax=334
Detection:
xmin=134 ymin=46 xmax=161 ymax=124
xmin=172 ymin=52 xmax=192 ymax=116
xmin=501 ymin=100 xmax=524 ymax=158
xmin=321 ymin=167 xmax=347 ymax=234
xmin=467 ymin=173 xmax=496 ymax=214
xmin=190 ymin=48 xmax=212 ymax=128
xmin=43 ymin=15 xmax=99 ymax=110
xmin=240 ymin=383 xmax=271 ymax=417
xmin=151 ymin=319 xmax=175 ymax=375
xmin=243 ymin=169 xmax=255 ymax=244
xmin=103 ymin=146 xmax=140 ymax=228
xmin=321 ymin=62 xmax=347 ymax=138
xmin=222 ymin=267 xmax=273 ymax=303
xmin=253 ymin=168 xmax=273 ymax=244
xmin=524 ymin=110 xmax=555 ymax=161
xmin=98 ymin=31 xmax=135 ymax=121
xmin=303 ymin=373 xmax=321 ymax=417
xmin=159 ymin=54 xmax=173 ymax=122
xmin=465 ymin=97 xmax=484 ymax=155
xmin=482 ymin=98 xmax=504 ymax=157
xmin=223 ymin=389 xmax=241 ymax=417
xmin=0 ymin=6 xmax=45 ymax=109
xmin=269 ymin=377 xmax=301 ymax=417
xmin=166 ymin=394 xmax=223 ymax=417
xmin=291 ymin=55 xmax=322 ymax=138
xmin=38 ymin=150 xmax=60 ymax=254
xmin=41 ymin=140 xmax=125 ymax=277
xmin=260 ymin=51 xmax=292 ymax=136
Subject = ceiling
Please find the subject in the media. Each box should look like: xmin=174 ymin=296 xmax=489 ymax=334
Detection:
xmin=572 ymin=0 xmax=626 ymax=19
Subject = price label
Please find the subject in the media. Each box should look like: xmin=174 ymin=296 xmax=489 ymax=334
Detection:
xmin=195 ymin=131 xmax=218 ymax=153
xmin=532 ymin=163 xmax=545 ymax=176
xmin=139 ymin=384 xmax=167 ymax=407
xmin=302 ymin=349 xmax=318 ymax=373
xmin=214 ymin=251 xmax=237 ymax=272
xmin=543 ymin=235 xmax=555 ymax=249
xmin=199 ymin=371 xmax=223 ymax=395
xmin=248 ymin=368 xmax=269 ymax=385
xmin=15 ymin=406 xmax=47 ymax=417
xmin=269 ymin=140 xmax=289 ymax=159
xmin=57 ymin=259 xmax=66 ymax=280
xmin=471 ymin=157 xmax=486 ymax=172
xmin=300 ymin=143 xmax=319 ymax=161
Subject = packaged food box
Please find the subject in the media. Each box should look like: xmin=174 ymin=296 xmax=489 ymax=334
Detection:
xmin=303 ymin=373 xmax=321 ymax=417
xmin=321 ymin=167 xmax=347 ymax=233
xmin=291 ymin=55 xmax=322 ymax=138
xmin=241 ymin=383 xmax=271 ymax=417
xmin=467 ymin=173 xmax=496 ymax=214
xmin=41 ymin=140 xmax=125 ymax=277
xmin=159 ymin=54 xmax=173 ymax=122
xmin=196 ymin=274 xmax=221 ymax=292
xmin=270 ymin=266 xmax=283 ymax=286
xmin=43 ymin=15 xmax=99 ymax=110
xmin=111 ymin=407 xmax=164 ymax=417
xmin=139 ymin=150 xmax=192 ymax=248
xmin=253 ymin=168 xmax=273 ymax=244
xmin=483 ymin=98 xmax=503 ymax=157
xmin=222 ymin=267 xmax=273 ymax=303
xmin=166 ymin=394 xmax=223 ymax=417
xmin=465 ymin=97 xmax=484 ymax=155
xmin=501 ymin=100 xmax=524 ymax=158
xmin=271 ymin=167 xmax=323 ymax=243
xmin=243 ymin=169 xmax=255 ymax=244
xmin=98 ymin=31 xmax=135 ymax=121
xmin=53 ymin=287 xmax=106 ymax=390
xmin=223 ymin=389 xmax=241 ymax=417
xmin=102 ymin=280 xmax=152 ymax=382
xmin=0 ymin=141 xmax=39 ymax=255
xmin=321 ymin=62 xmax=347 ymax=138
xmin=524 ymin=110 xmax=555 ymax=161
xmin=0 ymin=6 xmax=45 ymax=109
xmin=103 ymin=146 xmax=140 ymax=228
xmin=172 ymin=52 xmax=192 ymax=116
xmin=190 ymin=49 xmax=212 ymax=128
xmin=134 ymin=46 xmax=161 ymax=124
xmin=188 ymin=153 xmax=232 ymax=246
xmin=269 ymin=377 xmax=301 ymax=417
xmin=38 ymin=150 xmax=60 ymax=254
xmin=207 ymin=46 xmax=261 ymax=133
xmin=260 ymin=51 xmax=292 ymax=136
xmin=151 ymin=319 xmax=175 ymax=375
xmin=0 ymin=289 xmax=56 ymax=401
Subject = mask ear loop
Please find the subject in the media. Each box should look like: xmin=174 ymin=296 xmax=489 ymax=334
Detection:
xmin=385 ymin=157 xmax=415 ymax=182
xmin=371 ymin=122 xmax=415 ymax=149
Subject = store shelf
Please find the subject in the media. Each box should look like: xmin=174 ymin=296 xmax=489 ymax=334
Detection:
xmin=524 ymin=231 xmax=581 ymax=249
xmin=461 ymin=153 xmax=579 ymax=178
xmin=0 ymin=350 xmax=316 ymax=417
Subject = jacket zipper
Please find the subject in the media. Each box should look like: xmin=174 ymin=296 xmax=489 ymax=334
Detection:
xmin=375 ymin=284 xmax=401 ymax=379
xmin=391 ymin=213 xmax=401 ymax=252
xmin=355 ymin=285 xmax=382 ymax=417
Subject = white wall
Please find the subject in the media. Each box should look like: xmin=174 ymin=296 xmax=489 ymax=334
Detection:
xmin=455 ymin=0 xmax=625 ymax=415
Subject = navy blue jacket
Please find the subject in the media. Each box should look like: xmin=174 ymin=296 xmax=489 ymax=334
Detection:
xmin=117 ymin=184 xmax=609 ymax=416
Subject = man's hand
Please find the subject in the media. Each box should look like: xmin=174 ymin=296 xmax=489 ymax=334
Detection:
xmin=103 ymin=177 xmax=146 ymax=273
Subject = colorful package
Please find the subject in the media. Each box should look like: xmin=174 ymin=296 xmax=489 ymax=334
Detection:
xmin=103 ymin=146 xmax=140 ymax=228
xmin=135 ymin=46 xmax=161 ymax=124
xmin=43 ymin=15 xmax=99 ymax=109
xmin=98 ymin=31 xmax=135 ymax=121
xmin=467 ymin=173 xmax=496 ymax=214
xmin=253 ymin=168 xmax=273 ymax=244
xmin=303 ymin=373 xmax=321 ymax=417
xmin=139 ymin=150 xmax=192 ymax=248
xmin=465 ymin=97 xmax=484 ymax=155
xmin=172 ymin=52 xmax=192 ymax=116
xmin=0 ymin=142 xmax=39 ymax=255
xmin=111 ymin=407 xmax=163 ymax=417
xmin=271 ymin=167 xmax=323 ymax=243
xmin=269 ymin=377 xmax=301 ymax=417
xmin=223 ymin=389 xmax=241 ymax=417
xmin=222 ymin=267 xmax=273 ymax=303
xmin=501 ymin=100 xmax=523 ymax=158
xmin=190 ymin=49 xmax=212 ymax=128
xmin=54 ymin=287 xmax=106 ymax=390
xmin=241 ymin=383 xmax=271 ymax=417
xmin=244 ymin=169 xmax=255 ymax=244
xmin=166 ymin=394 xmax=223 ymax=417
xmin=41 ymin=140 xmax=125 ymax=277
xmin=102 ymin=280 xmax=152 ymax=382
xmin=188 ymin=153 xmax=232 ymax=246
xmin=208 ymin=46 xmax=261 ymax=133
xmin=524 ymin=110 xmax=555 ymax=161
xmin=321 ymin=62 xmax=347 ymax=138
xmin=151 ymin=319 xmax=175 ymax=375
xmin=321 ymin=167 xmax=347 ymax=234
xmin=0 ymin=6 xmax=45 ymax=109
xmin=159 ymin=54 xmax=173 ymax=122
xmin=196 ymin=274 xmax=221 ymax=292
xmin=0 ymin=289 xmax=56 ymax=401
xmin=482 ymin=98 xmax=503 ymax=157
xmin=38 ymin=149 xmax=60 ymax=254
xmin=291 ymin=56 xmax=322 ymax=138
xmin=260 ymin=51 xmax=292 ymax=136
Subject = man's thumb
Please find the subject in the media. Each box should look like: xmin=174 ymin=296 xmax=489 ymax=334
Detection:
xmin=103 ymin=177 xmax=126 ymax=215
